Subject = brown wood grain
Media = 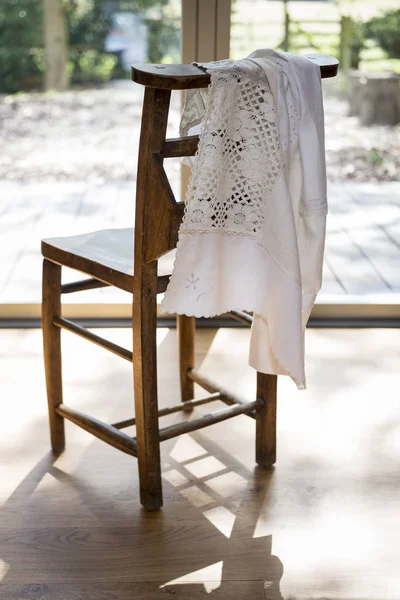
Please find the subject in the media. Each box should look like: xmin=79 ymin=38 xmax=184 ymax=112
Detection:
xmin=41 ymin=240 xmax=134 ymax=293
xmin=143 ymin=152 xmax=185 ymax=262
xmin=256 ymin=373 xmax=277 ymax=468
xmin=41 ymin=237 xmax=173 ymax=295
xmin=0 ymin=523 xmax=280 ymax=583
xmin=2 ymin=327 xmax=399 ymax=599
xmin=40 ymin=54 xmax=339 ymax=511
xmin=177 ymin=315 xmax=196 ymax=404
xmin=56 ymin=404 xmax=137 ymax=457
xmin=42 ymin=259 xmax=65 ymax=454
xmin=164 ymin=135 xmax=199 ymax=158
xmin=132 ymin=86 xmax=172 ymax=510
xmin=54 ymin=317 xmax=132 ymax=362
xmin=159 ymin=399 xmax=262 ymax=441
xmin=111 ymin=392 xmax=222 ymax=429
xmin=131 ymin=54 xmax=339 ymax=89
xmin=188 ymin=368 xmax=257 ymax=418
xmin=131 ymin=63 xmax=212 ymax=90
xmin=61 ymin=278 xmax=109 ymax=294
xmin=0 ymin=581 xmax=267 ymax=599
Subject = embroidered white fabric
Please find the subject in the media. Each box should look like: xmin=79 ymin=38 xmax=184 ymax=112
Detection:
xmin=162 ymin=51 xmax=327 ymax=389
xmin=180 ymin=58 xmax=302 ymax=286
xmin=183 ymin=61 xmax=282 ymax=237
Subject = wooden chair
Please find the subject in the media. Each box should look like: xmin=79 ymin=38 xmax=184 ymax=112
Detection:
xmin=42 ymin=56 xmax=339 ymax=511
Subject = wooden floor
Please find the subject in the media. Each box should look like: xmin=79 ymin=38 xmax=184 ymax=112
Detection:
xmin=1 ymin=326 xmax=400 ymax=599
xmin=1 ymin=180 xmax=400 ymax=304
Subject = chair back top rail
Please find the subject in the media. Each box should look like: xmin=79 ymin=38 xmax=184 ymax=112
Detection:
xmin=132 ymin=54 xmax=339 ymax=90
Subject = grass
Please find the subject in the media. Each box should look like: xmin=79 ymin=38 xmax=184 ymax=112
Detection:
xmin=230 ymin=0 xmax=400 ymax=72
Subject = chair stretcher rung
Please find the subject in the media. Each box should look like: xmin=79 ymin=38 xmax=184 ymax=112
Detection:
xmin=158 ymin=399 xmax=262 ymax=441
xmin=111 ymin=392 xmax=222 ymax=429
xmin=61 ymin=278 xmax=109 ymax=294
xmin=164 ymin=135 xmax=199 ymax=158
xmin=188 ymin=369 xmax=256 ymax=419
xmin=56 ymin=404 xmax=137 ymax=456
xmin=53 ymin=317 xmax=132 ymax=362
xmin=228 ymin=310 xmax=253 ymax=326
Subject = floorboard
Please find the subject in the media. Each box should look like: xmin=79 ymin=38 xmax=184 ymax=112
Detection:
xmin=0 ymin=327 xmax=400 ymax=598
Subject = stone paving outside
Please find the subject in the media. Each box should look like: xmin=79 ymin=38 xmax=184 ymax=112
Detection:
xmin=1 ymin=80 xmax=399 ymax=306
xmin=1 ymin=179 xmax=399 ymax=305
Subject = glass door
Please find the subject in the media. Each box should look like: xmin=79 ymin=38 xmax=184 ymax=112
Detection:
xmin=3 ymin=0 xmax=398 ymax=323
xmin=0 ymin=0 xmax=182 ymax=321
xmin=229 ymin=0 xmax=400 ymax=322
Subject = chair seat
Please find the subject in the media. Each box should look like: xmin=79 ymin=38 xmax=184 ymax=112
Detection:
xmin=42 ymin=228 xmax=176 ymax=293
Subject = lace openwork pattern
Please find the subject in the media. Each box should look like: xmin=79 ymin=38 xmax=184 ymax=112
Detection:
xmin=180 ymin=61 xmax=283 ymax=242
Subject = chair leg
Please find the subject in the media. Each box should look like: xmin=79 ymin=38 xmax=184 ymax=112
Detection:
xmin=177 ymin=315 xmax=195 ymax=408
xmin=255 ymin=372 xmax=277 ymax=468
xmin=42 ymin=259 xmax=65 ymax=454
xmin=133 ymin=265 xmax=163 ymax=510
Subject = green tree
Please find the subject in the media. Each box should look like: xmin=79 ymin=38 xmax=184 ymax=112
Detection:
xmin=43 ymin=0 xmax=69 ymax=90
xmin=0 ymin=0 xmax=43 ymax=93
xmin=0 ymin=0 xmax=180 ymax=93
xmin=365 ymin=9 xmax=400 ymax=60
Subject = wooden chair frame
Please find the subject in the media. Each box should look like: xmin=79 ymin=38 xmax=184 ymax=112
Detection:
xmin=42 ymin=57 xmax=339 ymax=511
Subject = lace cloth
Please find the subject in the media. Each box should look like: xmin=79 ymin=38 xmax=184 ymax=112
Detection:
xmin=162 ymin=50 xmax=327 ymax=389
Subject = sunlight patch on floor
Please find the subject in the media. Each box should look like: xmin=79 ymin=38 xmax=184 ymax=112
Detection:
xmin=204 ymin=471 xmax=247 ymax=499
xmin=169 ymin=434 xmax=208 ymax=463
xmin=160 ymin=561 xmax=223 ymax=593
xmin=203 ymin=506 xmax=236 ymax=538
xmin=161 ymin=468 xmax=189 ymax=487
xmin=179 ymin=485 xmax=214 ymax=508
xmin=0 ymin=559 xmax=10 ymax=582
xmin=183 ymin=456 xmax=227 ymax=479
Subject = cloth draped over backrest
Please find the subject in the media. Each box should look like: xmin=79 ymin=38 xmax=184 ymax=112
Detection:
xmin=161 ymin=50 xmax=327 ymax=389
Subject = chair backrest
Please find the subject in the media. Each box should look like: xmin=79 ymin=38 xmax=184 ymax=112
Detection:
xmin=131 ymin=56 xmax=339 ymax=266
xmin=131 ymin=64 xmax=209 ymax=266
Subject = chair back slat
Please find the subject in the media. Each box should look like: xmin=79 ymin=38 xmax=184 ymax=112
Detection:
xmin=143 ymin=154 xmax=184 ymax=263
xmin=164 ymin=136 xmax=199 ymax=159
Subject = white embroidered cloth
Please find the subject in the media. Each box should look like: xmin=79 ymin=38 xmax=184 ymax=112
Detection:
xmin=161 ymin=50 xmax=327 ymax=389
